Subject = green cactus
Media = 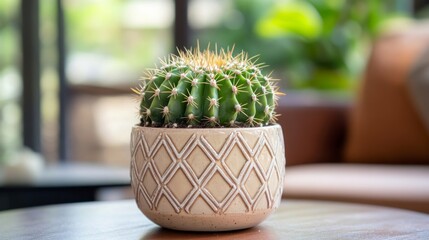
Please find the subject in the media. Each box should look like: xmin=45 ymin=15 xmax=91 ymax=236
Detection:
xmin=133 ymin=46 xmax=282 ymax=128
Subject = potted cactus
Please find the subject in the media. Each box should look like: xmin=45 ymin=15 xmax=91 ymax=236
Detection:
xmin=130 ymin=46 xmax=285 ymax=231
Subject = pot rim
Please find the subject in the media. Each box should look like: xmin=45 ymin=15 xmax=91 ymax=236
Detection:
xmin=132 ymin=123 xmax=281 ymax=132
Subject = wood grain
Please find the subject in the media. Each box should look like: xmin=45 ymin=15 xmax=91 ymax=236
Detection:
xmin=0 ymin=200 xmax=428 ymax=240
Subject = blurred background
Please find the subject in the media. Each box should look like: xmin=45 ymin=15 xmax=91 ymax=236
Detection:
xmin=1 ymin=0 xmax=429 ymax=211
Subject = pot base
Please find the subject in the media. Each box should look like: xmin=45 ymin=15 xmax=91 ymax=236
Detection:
xmin=141 ymin=208 xmax=273 ymax=232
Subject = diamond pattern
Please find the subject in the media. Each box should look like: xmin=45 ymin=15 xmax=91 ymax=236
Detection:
xmin=130 ymin=125 xmax=285 ymax=215
xmin=189 ymin=196 xmax=215 ymax=214
xmin=223 ymin=144 xmax=247 ymax=179
xmin=257 ymin=144 xmax=273 ymax=175
xmin=205 ymin=170 xmax=233 ymax=203
xmin=184 ymin=145 xmax=212 ymax=179
xmin=244 ymin=169 xmax=263 ymax=201
xmin=224 ymin=195 xmax=247 ymax=213
xmin=203 ymin=132 xmax=231 ymax=154
xmin=268 ymin=166 xmax=280 ymax=199
xmin=152 ymin=144 xmax=174 ymax=177
xmin=142 ymin=169 xmax=157 ymax=198
xmin=166 ymin=168 xmax=194 ymax=204
xmin=134 ymin=146 xmax=145 ymax=177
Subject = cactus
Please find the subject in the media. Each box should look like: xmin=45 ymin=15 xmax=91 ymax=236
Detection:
xmin=133 ymin=46 xmax=282 ymax=128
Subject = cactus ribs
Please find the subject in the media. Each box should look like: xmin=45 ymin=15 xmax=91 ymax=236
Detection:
xmin=133 ymin=45 xmax=282 ymax=128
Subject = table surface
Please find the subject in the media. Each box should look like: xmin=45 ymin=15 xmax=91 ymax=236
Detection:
xmin=1 ymin=200 xmax=428 ymax=240
xmin=0 ymin=164 xmax=130 ymax=188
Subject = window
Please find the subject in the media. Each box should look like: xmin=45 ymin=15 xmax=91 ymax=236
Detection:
xmin=55 ymin=0 xmax=174 ymax=165
xmin=6 ymin=0 xmax=427 ymax=166
xmin=0 ymin=0 xmax=21 ymax=163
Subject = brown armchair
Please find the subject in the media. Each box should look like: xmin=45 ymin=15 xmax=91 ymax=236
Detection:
xmin=279 ymin=22 xmax=429 ymax=213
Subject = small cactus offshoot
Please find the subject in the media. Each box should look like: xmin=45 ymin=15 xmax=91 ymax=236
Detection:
xmin=133 ymin=46 xmax=282 ymax=128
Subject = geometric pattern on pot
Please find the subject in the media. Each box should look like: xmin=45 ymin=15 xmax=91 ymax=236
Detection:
xmin=131 ymin=125 xmax=285 ymax=214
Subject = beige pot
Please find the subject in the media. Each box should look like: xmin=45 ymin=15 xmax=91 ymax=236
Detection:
xmin=130 ymin=124 xmax=285 ymax=231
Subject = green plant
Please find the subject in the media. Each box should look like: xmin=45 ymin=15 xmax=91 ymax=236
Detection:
xmin=256 ymin=0 xmax=411 ymax=90
xmin=133 ymin=46 xmax=281 ymax=128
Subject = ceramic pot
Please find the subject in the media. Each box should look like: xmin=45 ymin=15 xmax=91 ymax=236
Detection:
xmin=130 ymin=124 xmax=285 ymax=231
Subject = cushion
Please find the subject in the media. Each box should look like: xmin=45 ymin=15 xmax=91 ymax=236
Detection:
xmin=344 ymin=23 xmax=429 ymax=164
xmin=282 ymin=164 xmax=429 ymax=213
xmin=276 ymin=94 xmax=348 ymax=166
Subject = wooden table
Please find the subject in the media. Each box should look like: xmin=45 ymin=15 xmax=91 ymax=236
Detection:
xmin=1 ymin=200 xmax=428 ymax=240
xmin=0 ymin=164 xmax=130 ymax=210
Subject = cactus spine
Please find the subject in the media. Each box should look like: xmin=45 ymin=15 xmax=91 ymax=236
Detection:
xmin=133 ymin=46 xmax=281 ymax=128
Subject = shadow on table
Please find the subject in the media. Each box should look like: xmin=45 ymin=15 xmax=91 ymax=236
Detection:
xmin=140 ymin=226 xmax=277 ymax=240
